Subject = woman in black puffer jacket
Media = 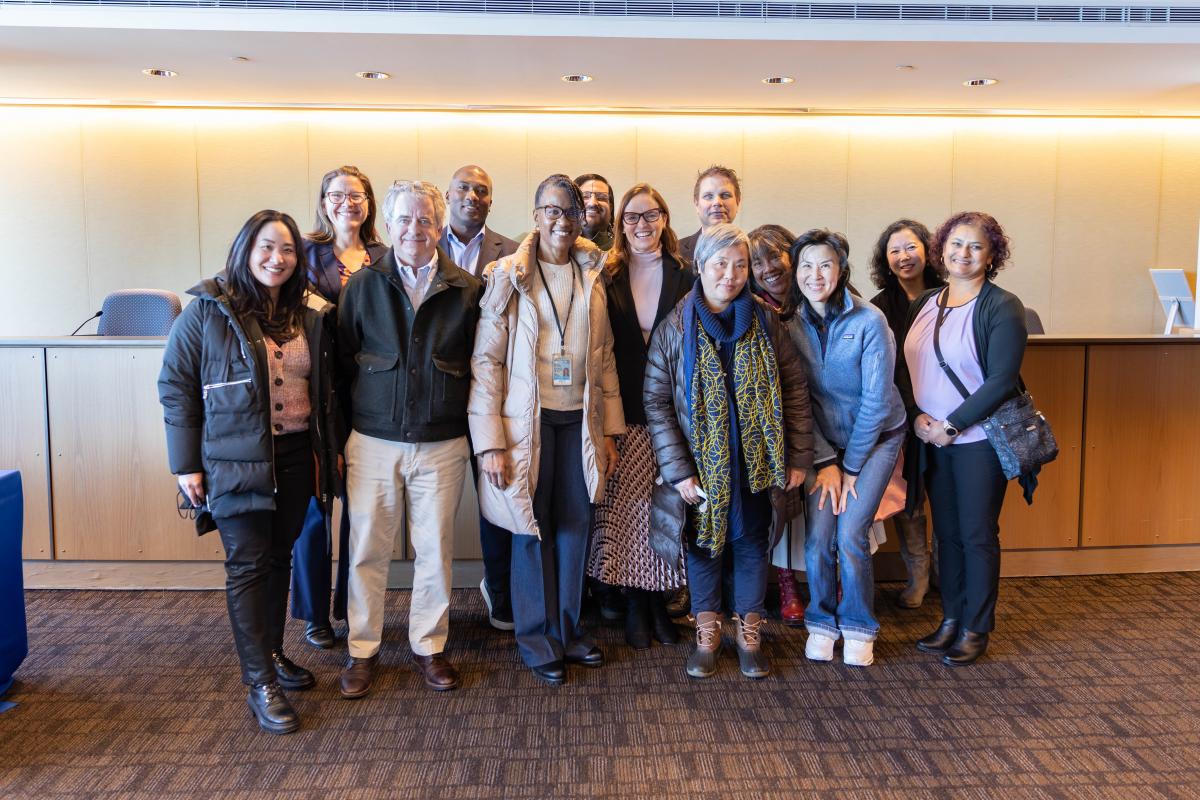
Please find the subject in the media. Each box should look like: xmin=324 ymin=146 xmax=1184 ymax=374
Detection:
xmin=158 ymin=210 xmax=341 ymax=736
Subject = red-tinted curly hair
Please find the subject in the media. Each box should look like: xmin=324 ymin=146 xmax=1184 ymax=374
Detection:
xmin=931 ymin=211 xmax=1010 ymax=280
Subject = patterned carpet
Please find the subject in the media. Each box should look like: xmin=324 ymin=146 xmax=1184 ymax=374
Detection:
xmin=2 ymin=574 xmax=1200 ymax=799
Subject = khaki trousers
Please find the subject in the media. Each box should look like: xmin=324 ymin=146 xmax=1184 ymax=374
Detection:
xmin=344 ymin=431 xmax=468 ymax=658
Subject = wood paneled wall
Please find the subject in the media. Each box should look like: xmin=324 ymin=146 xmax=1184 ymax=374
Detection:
xmin=2 ymin=110 xmax=1199 ymax=338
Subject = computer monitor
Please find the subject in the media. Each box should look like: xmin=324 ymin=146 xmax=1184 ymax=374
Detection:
xmin=1149 ymin=269 xmax=1196 ymax=335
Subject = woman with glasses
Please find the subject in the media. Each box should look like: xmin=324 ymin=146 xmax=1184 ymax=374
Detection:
xmin=644 ymin=223 xmax=812 ymax=680
xmin=584 ymin=183 xmax=693 ymax=651
xmin=291 ymin=166 xmax=388 ymax=650
xmin=469 ymin=174 xmax=625 ymax=686
xmin=158 ymin=210 xmax=341 ymax=734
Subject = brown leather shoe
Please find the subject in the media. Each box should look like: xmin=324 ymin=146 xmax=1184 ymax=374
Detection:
xmin=339 ymin=654 xmax=378 ymax=699
xmin=413 ymin=653 xmax=460 ymax=691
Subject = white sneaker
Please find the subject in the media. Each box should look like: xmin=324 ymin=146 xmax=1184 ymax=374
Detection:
xmin=843 ymin=639 xmax=875 ymax=667
xmin=805 ymin=632 xmax=836 ymax=662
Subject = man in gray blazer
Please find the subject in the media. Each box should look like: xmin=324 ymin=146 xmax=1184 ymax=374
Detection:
xmin=440 ymin=165 xmax=519 ymax=278
xmin=439 ymin=164 xmax=520 ymax=633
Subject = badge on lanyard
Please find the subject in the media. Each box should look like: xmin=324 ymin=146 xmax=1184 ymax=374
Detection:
xmin=538 ymin=258 xmax=580 ymax=388
xmin=552 ymin=350 xmax=573 ymax=386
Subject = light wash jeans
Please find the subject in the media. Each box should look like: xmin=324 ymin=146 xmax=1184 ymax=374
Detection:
xmin=803 ymin=427 xmax=904 ymax=643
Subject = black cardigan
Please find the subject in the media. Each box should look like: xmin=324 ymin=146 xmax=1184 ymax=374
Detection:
xmin=605 ymin=252 xmax=694 ymax=426
xmin=897 ymin=279 xmax=1029 ymax=508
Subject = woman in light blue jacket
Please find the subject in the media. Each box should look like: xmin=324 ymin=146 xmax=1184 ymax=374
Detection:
xmin=788 ymin=229 xmax=906 ymax=667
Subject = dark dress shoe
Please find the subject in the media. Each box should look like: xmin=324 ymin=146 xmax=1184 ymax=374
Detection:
xmin=339 ymin=654 xmax=378 ymax=699
xmin=650 ymin=596 xmax=680 ymax=645
xmin=530 ymin=661 xmax=565 ymax=686
xmin=624 ymin=590 xmax=652 ymax=650
xmin=916 ymin=619 xmax=960 ymax=654
xmin=565 ymin=645 xmax=605 ymax=669
xmin=271 ymin=650 xmax=316 ymax=691
xmin=305 ymin=622 xmax=336 ymax=649
xmin=247 ymin=681 xmax=299 ymax=735
xmin=665 ymin=586 xmax=691 ymax=619
xmin=943 ymin=631 xmax=989 ymax=666
xmin=413 ymin=654 xmax=460 ymax=691
xmin=598 ymin=585 xmax=626 ymax=624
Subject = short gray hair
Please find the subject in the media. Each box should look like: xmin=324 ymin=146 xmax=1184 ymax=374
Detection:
xmin=693 ymin=223 xmax=751 ymax=274
xmin=382 ymin=180 xmax=446 ymax=229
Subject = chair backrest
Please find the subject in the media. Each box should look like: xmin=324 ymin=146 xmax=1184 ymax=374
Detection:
xmin=96 ymin=289 xmax=183 ymax=336
xmin=1025 ymin=306 xmax=1046 ymax=335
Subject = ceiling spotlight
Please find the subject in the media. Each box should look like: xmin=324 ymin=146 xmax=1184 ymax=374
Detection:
xmin=561 ymin=74 xmax=593 ymax=83
xmin=231 ymin=56 xmax=251 ymax=63
xmin=964 ymin=78 xmax=999 ymax=87
xmin=141 ymin=68 xmax=177 ymax=78
xmin=895 ymin=64 xmax=916 ymax=71
xmin=762 ymin=76 xmax=795 ymax=85
xmin=356 ymin=71 xmax=391 ymax=80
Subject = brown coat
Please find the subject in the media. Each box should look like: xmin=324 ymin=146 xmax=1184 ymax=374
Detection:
xmin=642 ymin=296 xmax=814 ymax=563
xmin=467 ymin=233 xmax=626 ymax=537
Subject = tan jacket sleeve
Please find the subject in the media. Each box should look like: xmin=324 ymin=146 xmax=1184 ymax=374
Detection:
xmin=595 ymin=291 xmax=626 ymax=437
xmin=468 ymin=268 xmax=515 ymax=456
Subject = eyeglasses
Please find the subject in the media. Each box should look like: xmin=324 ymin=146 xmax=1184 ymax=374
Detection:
xmin=535 ymin=205 xmax=584 ymax=221
xmin=622 ymin=209 xmax=664 ymax=225
xmin=326 ymin=191 xmax=369 ymax=204
xmin=581 ymin=191 xmax=611 ymax=203
xmin=176 ymin=488 xmax=206 ymax=520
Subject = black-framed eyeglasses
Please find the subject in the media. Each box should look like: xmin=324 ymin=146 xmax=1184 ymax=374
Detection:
xmin=177 ymin=488 xmax=205 ymax=520
xmin=622 ymin=209 xmax=664 ymax=225
xmin=581 ymin=191 xmax=611 ymax=203
xmin=326 ymin=191 xmax=369 ymax=204
xmin=535 ymin=205 xmax=584 ymax=221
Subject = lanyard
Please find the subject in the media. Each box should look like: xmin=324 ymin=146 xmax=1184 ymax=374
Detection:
xmin=535 ymin=259 xmax=580 ymax=353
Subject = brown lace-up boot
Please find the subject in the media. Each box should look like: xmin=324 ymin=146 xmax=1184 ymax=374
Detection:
xmin=733 ymin=612 xmax=769 ymax=679
xmin=685 ymin=611 xmax=722 ymax=678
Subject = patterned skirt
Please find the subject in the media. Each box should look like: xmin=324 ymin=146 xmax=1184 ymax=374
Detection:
xmin=587 ymin=424 xmax=686 ymax=591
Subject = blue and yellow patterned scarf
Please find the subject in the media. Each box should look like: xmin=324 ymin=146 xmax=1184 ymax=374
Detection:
xmin=683 ymin=287 xmax=786 ymax=557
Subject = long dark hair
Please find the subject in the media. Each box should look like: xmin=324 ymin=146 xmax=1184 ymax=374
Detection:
xmin=868 ymin=218 xmax=943 ymax=291
xmin=307 ymin=165 xmax=383 ymax=247
xmin=789 ymin=228 xmax=852 ymax=319
xmin=225 ymin=210 xmax=308 ymax=342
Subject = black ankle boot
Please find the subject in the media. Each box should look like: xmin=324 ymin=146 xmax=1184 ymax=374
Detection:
xmin=271 ymin=650 xmax=316 ymax=690
xmin=304 ymin=621 xmax=336 ymax=649
xmin=625 ymin=589 xmax=652 ymax=650
xmin=942 ymin=631 xmax=989 ymax=666
xmin=916 ymin=618 xmax=960 ymax=654
xmin=247 ymin=681 xmax=299 ymax=735
xmin=649 ymin=595 xmax=679 ymax=645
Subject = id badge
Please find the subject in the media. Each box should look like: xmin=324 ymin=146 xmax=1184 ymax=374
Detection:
xmin=552 ymin=351 xmax=573 ymax=386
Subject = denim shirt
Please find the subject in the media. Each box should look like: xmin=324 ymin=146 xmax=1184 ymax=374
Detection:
xmin=789 ymin=291 xmax=906 ymax=475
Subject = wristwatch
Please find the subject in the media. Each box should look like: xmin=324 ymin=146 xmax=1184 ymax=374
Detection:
xmin=943 ymin=420 xmax=960 ymax=438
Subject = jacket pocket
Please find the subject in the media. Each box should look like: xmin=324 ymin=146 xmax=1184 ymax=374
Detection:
xmin=353 ymin=350 xmax=399 ymax=419
xmin=432 ymin=354 xmax=470 ymax=416
xmin=202 ymin=375 xmax=256 ymax=439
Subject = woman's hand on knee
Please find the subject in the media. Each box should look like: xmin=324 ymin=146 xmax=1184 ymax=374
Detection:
xmin=810 ymin=465 xmax=842 ymax=514
xmin=838 ymin=473 xmax=858 ymax=515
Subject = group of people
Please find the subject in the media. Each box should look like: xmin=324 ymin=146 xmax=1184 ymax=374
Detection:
xmin=158 ymin=162 xmax=1030 ymax=735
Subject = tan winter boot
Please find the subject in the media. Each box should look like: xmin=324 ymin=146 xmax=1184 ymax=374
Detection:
xmin=733 ymin=612 xmax=769 ymax=679
xmin=686 ymin=611 xmax=722 ymax=679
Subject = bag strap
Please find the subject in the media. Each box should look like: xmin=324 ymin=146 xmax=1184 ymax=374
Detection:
xmin=932 ymin=288 xmax=972 ymax=401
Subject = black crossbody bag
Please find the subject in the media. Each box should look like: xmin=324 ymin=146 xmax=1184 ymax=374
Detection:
xmin=932 ymin=289 xmax=1059 ymax=480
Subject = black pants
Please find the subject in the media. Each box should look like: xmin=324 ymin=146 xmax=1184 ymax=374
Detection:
xmin=511 ymin=409 xmax=594 ymax=668
xmin=924 ymin=439 xmax=1007 ymax=633
xmin=215 ymin=432 xmax=314 ymax=685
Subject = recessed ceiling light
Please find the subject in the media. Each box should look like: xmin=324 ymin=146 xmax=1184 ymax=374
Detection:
xmin=895 ymin=64 xmax=916 ymax=71
xmin=141 ymin=68 xmax=177 ymax=78
xmin=561 ymin=74 xmax=593 ymax=83
xmin=356 ymin=71 xmax=391 ymax=80
xmin=964 ymin=78 xmax=999 ymax=87
xmin=762 ymin=76 xmax=795 ymax=85
xmin=231 ymin=56 xmax=251 ymax=63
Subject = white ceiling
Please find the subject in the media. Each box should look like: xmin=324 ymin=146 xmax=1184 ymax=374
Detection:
xmin=1 ymin=7 xmax=1198 ymax=114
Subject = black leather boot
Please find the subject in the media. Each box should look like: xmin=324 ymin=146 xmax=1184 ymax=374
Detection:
xmin=649 ymin=594 xmax=679 ymax=645
xmin=942 ymin=631 xmax=989 ymax=666
xmin=304 ymin=621 xmax=336 ymax=649
xmin=916 ymin=618 xmax=960 ymax=654
xmin=624 ymin=589 xmax=652 ymax=650
xmin=271 ymin=650 xmax=316 ymax=690
xmin=247 ymin=682 xmax=299 ymax=735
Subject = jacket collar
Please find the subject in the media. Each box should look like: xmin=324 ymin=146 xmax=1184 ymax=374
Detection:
xmin=369 ymin=246 xmax=471 ymax=290
xmin=506 ymin=231 xmax=604 ymax=294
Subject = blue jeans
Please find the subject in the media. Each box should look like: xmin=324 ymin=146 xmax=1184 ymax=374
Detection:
xmin=804 ymin=428 xmax=903 ymax=643
xmin=687 ymin=488 xmax=771 ymax=618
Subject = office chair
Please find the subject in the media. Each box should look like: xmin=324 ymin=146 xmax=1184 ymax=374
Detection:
xmin=96 ymin=289 xmax=182 ymax=336
xmin=1025 ymin=307 xmax=1046 ymax=335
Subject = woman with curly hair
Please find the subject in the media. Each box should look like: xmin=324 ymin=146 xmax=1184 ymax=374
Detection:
xmin=868 ymin=219 xmax=944 ymax=609
xmin=900 ymin=211 xmax=1027 ymax=667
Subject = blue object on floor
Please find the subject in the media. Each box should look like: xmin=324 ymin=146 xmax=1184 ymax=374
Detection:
xmin=0 ymin=470 xmax=27 ymax=697
xmin=0 ymin=701 xmax=15 ymax=713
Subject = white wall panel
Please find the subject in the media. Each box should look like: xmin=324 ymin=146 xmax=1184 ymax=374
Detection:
xmin=636 ymin=122 xmax=744 ymax=242
xmin=525 ymin=117 xmax=637 ymax=219
xmin=742 ymin=122 xmax=850 ymax=238
xmin=195 ymin=116 xmax=310 ymax=278
xmin=1051 ymin=129 xmax=1163 ymax=334
xmin=0 ymin=112 xmax=89 ymax=337
xmin=81 ymin=116 xmax=200 ymax=311
xmin=952 ymin=126 xmax=1058 ymax=329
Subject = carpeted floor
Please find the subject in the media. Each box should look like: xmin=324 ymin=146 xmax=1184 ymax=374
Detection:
xmin=2 ymin=573 xmax=1200 ymax=799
